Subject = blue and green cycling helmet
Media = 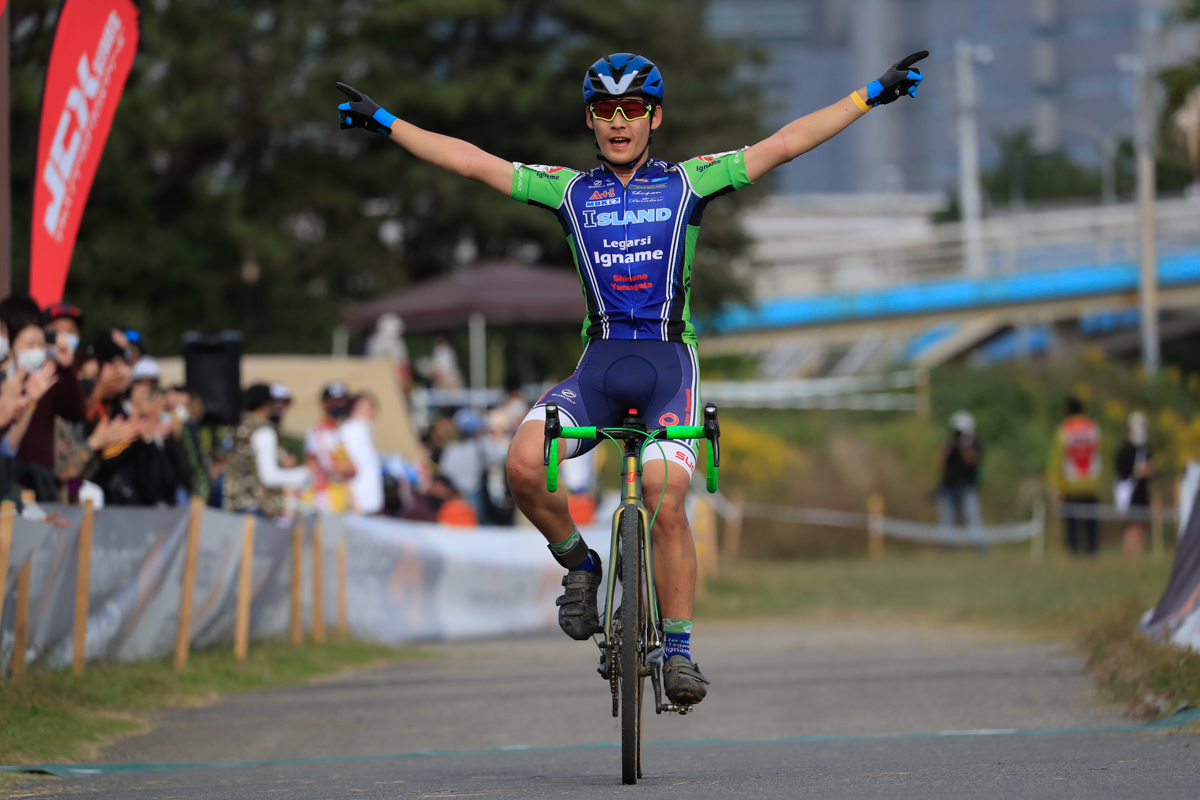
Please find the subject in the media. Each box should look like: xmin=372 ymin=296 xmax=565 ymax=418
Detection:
xmin=583 ymin=54 xmax=664 ymax=105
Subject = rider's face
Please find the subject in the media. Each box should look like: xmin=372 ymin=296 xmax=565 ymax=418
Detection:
xmin=586 ymin=97 xmax=663 ymax=166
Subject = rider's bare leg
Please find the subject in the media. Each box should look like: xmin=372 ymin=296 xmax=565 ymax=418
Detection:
xmin=506 ymin=420 xmax=576 ymax=545
xmin=508 ymin=419 xmax=603 ymax=640
xmin=641 ymin=460 xmax=696 ymax=622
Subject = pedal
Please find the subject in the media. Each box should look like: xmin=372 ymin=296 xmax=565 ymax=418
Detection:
xmin=656 ymin=702 xmax=693 ymax=716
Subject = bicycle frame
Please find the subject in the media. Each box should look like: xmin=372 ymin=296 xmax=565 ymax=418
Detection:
xmin=601 ymin=432 xmax=659 ymax=650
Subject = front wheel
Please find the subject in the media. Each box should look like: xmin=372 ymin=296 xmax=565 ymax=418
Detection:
xmin=619 ymin=506 xmax=644 ymax=785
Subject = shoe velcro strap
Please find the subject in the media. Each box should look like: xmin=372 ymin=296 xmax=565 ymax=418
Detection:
xmin=667 ymin=659 xmax=712 ymax=685
xmin=561 ymin=571 xmax=600 ymax=589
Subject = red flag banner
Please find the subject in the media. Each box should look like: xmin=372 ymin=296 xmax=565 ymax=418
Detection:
xmin=31 ymin=0 xmax=139 ymax=306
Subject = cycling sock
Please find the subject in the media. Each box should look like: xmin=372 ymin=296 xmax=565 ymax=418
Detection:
xmin=548 ymin=529 xmax=598 ymax=572
xmin=662 ymin=618 xmax=692 ymax=660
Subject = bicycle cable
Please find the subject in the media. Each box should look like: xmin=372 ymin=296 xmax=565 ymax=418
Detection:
xmin=593 ymin=427 xmax=674 ymax=540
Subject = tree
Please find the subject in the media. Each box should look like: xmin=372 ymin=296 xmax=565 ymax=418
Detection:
xmin=981 ymin=129 xmax=1103 ymax=207
xmin=10 ymin=0 xmax=766 ymax=355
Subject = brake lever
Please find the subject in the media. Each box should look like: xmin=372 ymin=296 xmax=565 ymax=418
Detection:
xmin=703 ymin=402 xmax=720 ymax=468
xmin=543 ymin=402 xmax=562 ymax=466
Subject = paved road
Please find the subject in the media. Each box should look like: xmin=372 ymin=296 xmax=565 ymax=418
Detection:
xmin=14 ymin=620 xmax=1199 ymax=798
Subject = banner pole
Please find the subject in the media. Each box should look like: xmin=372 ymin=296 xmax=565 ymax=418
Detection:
xmin=289 ymin=519 xmax=304 ymax=646
xmin=73 ymin=499 xmax=94 ymax=677
xmin=234 ymin=515 xmax=255 ymax=661
xmin=11 ymin=560 xmax=29 ymax=682
xmin=0 ymin=500 xmax=13 ymax=626
xmin=0 ymin=2 xmax=9 ymax=297
xmin=336 ymin=536 xmax=348 ymax=640
xmin=174 ymin=498 xmax=204 ymax=671
xmin=311 ymin=517 xmax=325 ymax=644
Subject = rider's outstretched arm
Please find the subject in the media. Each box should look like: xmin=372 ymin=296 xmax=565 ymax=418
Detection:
xmin=743 ymin=51 xmax=927 ymax=183
xmin=388 ymin=119 xmax=513 ymax=195
xmin=337 ymin=83 xmax=513 ymax=196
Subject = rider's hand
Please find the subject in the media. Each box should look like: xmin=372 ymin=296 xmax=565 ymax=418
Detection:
xmin=336 ymin=82 xmax=398 ymax=135
xmin=865 ymin=51 xmax=928 ymax=106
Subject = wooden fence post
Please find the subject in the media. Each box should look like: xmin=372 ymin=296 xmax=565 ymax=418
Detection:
xmin=11 ymin=561 xmax=30 ymax=682
xmin=234 ymin=515 xmax=256 ymax=661
xmin=867 ymin=494 xmax=885 ymax=559
xmin=915 ymin=369 xmax=931 ymax=422
xmin=73 ymin=499 xmax=95 ymax=677
xmin=336 ymin=536 xmax=348 ymax=640
xmin=0 ymin=501 xmax=14 ymax=628
xmin=1031 ymin=498 xmax=1046 ymax=563
xmin=723 ymin=490 xmax=743 ymax=562
xmin=311 ymin=517 xmax=326 ymax=644
xmin=691 ymin=499 xmax=719 ymax=593
xmin=174 ymin=498 xmax=204 ymax=671
xmin=1151 ymin=499 xmax=1164 ymax=562
xmin=289 ymin=518 xmax=304 ymax=646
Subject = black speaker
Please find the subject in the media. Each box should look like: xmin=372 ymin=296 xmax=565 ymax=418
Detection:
xmin=182 ymin=331 xmax=243 ymax=426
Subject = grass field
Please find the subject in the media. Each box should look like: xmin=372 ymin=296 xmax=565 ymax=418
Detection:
xmin=696 ymin=550 xmax=1200 ymax=719
xmin=0 ymin=638 xmax=421 ymax=769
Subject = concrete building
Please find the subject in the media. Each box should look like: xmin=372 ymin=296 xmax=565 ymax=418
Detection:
xmin=707 ymin=0 xmax=1198 ymax=195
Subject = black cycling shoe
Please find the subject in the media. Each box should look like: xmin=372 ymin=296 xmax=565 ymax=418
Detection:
xmin=663 ymin=654 xmax=710 ymax=705
xmin=556 ymin=551 xmax=602 ymax=640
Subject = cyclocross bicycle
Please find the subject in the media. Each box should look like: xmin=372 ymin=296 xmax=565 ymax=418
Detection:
xmin=542 ymin=401 xmax=721 ymax=785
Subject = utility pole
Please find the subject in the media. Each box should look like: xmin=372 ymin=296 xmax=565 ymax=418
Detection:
xmin=1119 ymin=49 xmax=1160 ymax=374
xmin=956 ymin=39 xmax=992 ymax=275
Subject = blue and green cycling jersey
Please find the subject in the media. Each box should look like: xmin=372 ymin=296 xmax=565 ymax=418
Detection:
xmin=511 ymin=151 xmax=752 ymax=345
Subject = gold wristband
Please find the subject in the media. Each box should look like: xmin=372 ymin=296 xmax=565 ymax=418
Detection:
xmin=851 ymin=90 xmax=870 ymax=113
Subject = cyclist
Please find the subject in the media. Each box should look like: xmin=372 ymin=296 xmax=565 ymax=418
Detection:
xmin=338 ymin=50 xmax=926 ymax=705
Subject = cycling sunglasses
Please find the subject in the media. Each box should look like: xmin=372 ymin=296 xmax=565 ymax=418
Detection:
xmin=589 ymin=98 xmax=653 ymax=122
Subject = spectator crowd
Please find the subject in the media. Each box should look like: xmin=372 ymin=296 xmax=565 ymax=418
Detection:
xmin=0 ymin=295 xmax=579 ymax=531
xmin=0 ymin=293 xmax=204 ymax=512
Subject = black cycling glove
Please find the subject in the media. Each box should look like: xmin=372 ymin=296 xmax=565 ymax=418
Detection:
xmin=865 ymin=51 xmax=928 ymax=107
xmin=336 ymin=82 xmax=398 ymax=135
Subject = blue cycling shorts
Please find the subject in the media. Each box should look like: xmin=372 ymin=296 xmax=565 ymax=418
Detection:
xmin=523 ymin=339 xmax=701 ymax=477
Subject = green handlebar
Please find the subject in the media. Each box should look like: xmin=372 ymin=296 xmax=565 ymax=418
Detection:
xmin=560 ymin=426 xmax=597 ymax=439
xmin=705 ymin=439 xmax=718 ymax=493
xmin=546 ymin=423 xmax=717 ymax=492
xmin=664 ymin=425 xmax=704 ymax=439
xmin=546 ymin=439 xmax=559 ymax=493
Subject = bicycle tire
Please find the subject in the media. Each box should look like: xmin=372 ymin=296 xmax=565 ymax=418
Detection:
xmin=619 ymin=506 xmax=643 ymax=785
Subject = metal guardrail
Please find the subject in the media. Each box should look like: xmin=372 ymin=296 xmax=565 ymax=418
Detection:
xmin=700 ymin=370 xmax=925 ymax=411
xmin=753 ymin=198 xmax=1200 ymax=297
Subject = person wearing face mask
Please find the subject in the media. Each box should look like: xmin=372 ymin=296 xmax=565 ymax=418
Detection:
xmin=0 ymin=295 xmax=88 ymax=502
xmin=268 ymin=382 xmax=292 ymax=428
xmin=0 ymin=314 xmax=56 ymax=505
xmin=166 ymin=385 xmax=211 ymax=503
xmin=1115 ymin=411 xmax=1154 ymax=556
xmin=114 ymin=365 xmax=193 ymax=506
xmin=82 ymin=333 xmax=145 ymax=505
xmin=224 ymin=384 xmax=310 ymax=521
xmin=304 ymin=382 xmax=356 ymax=512
xmin=340 ymin=392 xmax=384 ymax=515
xmin=43 ymin=303 xmax=83 ymax=359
